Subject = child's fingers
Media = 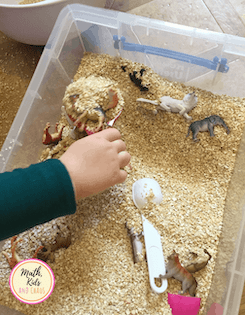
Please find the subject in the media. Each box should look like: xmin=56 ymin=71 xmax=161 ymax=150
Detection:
xmin=118 ymin=169 xmax=128 ymax=183
xmin=113 ymin=139 xmax=126 ymax=153
xmin=100 ymin=128 xmax=121 ymax=141
xmin=118 ymin=151 xmax=131 ymax=168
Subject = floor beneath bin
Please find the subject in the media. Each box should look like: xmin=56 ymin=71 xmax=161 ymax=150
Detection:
xmin=0 ymin=0 xmax=245 ymax=314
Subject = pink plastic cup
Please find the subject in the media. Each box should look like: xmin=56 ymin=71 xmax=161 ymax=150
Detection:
xmin=168 ymin=293 xmax=201 ymax=315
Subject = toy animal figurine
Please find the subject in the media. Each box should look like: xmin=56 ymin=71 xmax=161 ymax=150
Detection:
xmin=129 ymin=70 xmax=149 ymax=91
xmin=125 ymin=222 xmax=144 ymax=263
xmin=186 ymin=115 xmax=230 ymax=142
xmin=74 ymin=107 xmax=106 ymax=133
xmin=37 ymin=227 xmax=71 ymax=263
xmin=137 ymin=92 xmax=198 ymax=120
xmin=185 ymin=249 xmax=212 ymax=273
xmin=158 ymin=250 xmax=197 ymax=297
xmin=64 ymin=88 xmax=119 ymax=135
xmin=140 ymin=68 xmax=146 ymax=76
xmin=108 ymin=88 xmax=119 ymax=109
xmin=121 ymin=65 xmax=127 ymax=72
xmin=2 ymin=236 xmax=44 ymax=269
xmin=42 ymin=122 xmax=65 ymax=145
xmin=121 ymin=66 xmax=149 ymax=91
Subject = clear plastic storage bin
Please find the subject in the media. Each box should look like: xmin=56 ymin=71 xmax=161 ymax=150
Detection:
xmin=1 ymin=4 xmax=245 ymax=314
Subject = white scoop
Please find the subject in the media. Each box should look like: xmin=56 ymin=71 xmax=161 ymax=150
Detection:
xmin=132 ymin=178 xmax=163 ymax=210
xmin=142 ymin=215 xmax=167 ymax=294
xmin=132 ymin=178 xmax=167 ymax=294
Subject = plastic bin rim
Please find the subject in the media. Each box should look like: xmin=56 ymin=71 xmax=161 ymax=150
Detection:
xmin=58 ymin=3 xmax=245 ymax=46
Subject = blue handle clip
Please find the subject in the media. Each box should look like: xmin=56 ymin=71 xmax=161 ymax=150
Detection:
xmin=113 ymin=35 xmax=229 ymax=73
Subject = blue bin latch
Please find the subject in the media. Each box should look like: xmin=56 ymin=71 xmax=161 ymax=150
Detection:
xmin=113 ymin=35 xmax=229 ymax=73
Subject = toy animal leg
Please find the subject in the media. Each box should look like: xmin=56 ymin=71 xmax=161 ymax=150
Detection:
xmin=178 ymin=105 xmax=186 ymax=115
xmin=224 ymin=125 xmax=230 ymax=134
xmin=220 ymin=120 xmax=230 ymax=134
xmin=183 ymin=113 xmax=192 ymax=120
xmin=55 ymin=123 xmax=59 ymax=133
xmin=188 ymin=282 xmax=197 ymax=297
xmin=192 ymin=130 xmax=200 ymax=142
xmin=42 ymin=123 xmax=52 ymax=145
xmin=11 ymin=237 xmax=23 ymax=256
xmin=94 ymin=116 xmax=104 ymax=132
xmin=208 ymin=125 xmax=215 ymax=137
xmin=2 ymin=251 xmax=12 ymax=266
xmin=186 ymin=127 xmax=191 ymax=138
xmin=155 ymin=105 xmax=163 ymax=112
xmin=11 ymin=235 xmax=18 ymax=246
xmin=32 ymin=246 xmax=44 ymax=259
xmin=159 ymin=274 xmax=172 ymax=280
xmin=3 ymin=237 xmax=23 ymax=268
xmin=159 ymin=270 xmax=175 ymax=279
xmin=58 ymin=125 xmax=65 ymax=137
xmin=136 ymin=98 xmax=158 ymax=106
xmin=159 ymin=103 xmax=171 ymax=112
xmin=179 ymin=280 xmax=191 ymax=295
xmin=78 ymin=122 xmax=86 ymax=132
xmin=74 ymin=110 xmax=88 ymax=125
xmin=44 ymin=122 xmax=50 ymax=130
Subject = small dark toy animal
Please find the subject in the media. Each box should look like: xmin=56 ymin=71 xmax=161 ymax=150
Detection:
xmin=121 ymin=65 xmax=127 ymax=72
xmin=140 ymin=68 xmax=146 ymax=76
xmin=187 ymin=115 xmax=230 ymax=142
xmin=129 ymin=71 xmax=149 ymax=91
xmin=121 ymin=65 xmax=149 ymax=91
xmin=158 ymin=250 xmax=197 ymax=297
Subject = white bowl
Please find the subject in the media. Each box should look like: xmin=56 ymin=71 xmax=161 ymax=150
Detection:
xmin=0 ymin=0 xmax=106 ymax=45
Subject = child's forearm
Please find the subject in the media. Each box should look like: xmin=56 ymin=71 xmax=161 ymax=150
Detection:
xmin=0 ymin=159 xmax=76 ymax=241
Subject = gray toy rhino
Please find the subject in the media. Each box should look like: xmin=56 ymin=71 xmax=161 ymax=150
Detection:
xmin=187 ymin=115 xmax=230 ymax=142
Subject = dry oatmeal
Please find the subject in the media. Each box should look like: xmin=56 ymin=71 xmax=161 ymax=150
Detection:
xmin=0 ymin=52 xmax=245 ymax=315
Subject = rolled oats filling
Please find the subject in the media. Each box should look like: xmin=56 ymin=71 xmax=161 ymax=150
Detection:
xmin=1 ymin=52 xmax=245 ymax=315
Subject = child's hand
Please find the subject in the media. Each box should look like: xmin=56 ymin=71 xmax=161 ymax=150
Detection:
xmin=60 ymin=128 xmax=131 ymax=200
xmin=207 ymin=303 xmax=223 ymax=315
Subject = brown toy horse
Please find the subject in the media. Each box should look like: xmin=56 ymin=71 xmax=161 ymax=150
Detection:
xmin=158 ymin=250 xmax=197 ymax=297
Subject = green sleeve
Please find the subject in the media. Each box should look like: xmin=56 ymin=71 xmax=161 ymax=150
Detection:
xmin=0 ymin=159 xmax=76 ymax=241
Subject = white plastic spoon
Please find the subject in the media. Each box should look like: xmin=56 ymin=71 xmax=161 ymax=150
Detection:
xmin=132 ymin=178 xmax=163 ymax=210
xmin=132 ymin=178 xmax=167 ymax=294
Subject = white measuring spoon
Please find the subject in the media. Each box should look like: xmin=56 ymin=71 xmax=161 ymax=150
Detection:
xmin=132 ymin=178 xmax=163 ymax=210
xmin=132 ymin=178 xmax=167 ymax=294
